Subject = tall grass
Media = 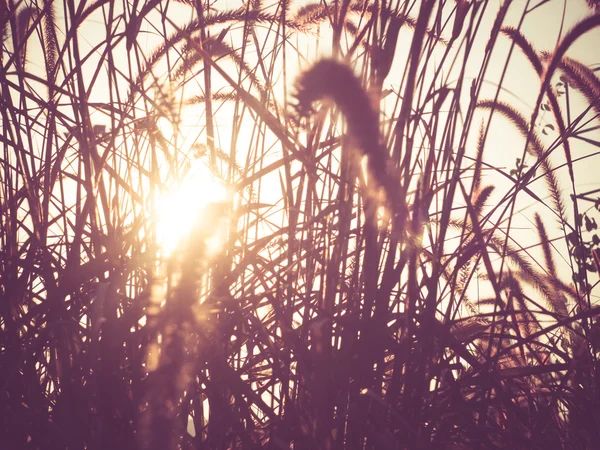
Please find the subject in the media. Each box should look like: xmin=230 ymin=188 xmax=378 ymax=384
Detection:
xmin=1 ymin=1 xmax=600 ymax=449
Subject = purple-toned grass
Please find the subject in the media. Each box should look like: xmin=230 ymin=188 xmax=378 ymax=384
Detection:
xmin=1 ymin=1 xmax=599 ymax=449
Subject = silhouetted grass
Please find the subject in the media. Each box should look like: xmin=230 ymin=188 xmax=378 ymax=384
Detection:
xmin=1 ymin=1 xmax=600 ymax=449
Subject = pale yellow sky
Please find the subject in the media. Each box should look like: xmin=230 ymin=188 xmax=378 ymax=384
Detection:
xmin=14 ymin=0 xmax=600 ymax=295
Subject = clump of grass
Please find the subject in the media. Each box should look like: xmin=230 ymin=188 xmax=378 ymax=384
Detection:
xmin=1 ymin=1 xmax=600 ymax=449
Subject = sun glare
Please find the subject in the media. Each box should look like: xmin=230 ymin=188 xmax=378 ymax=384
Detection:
xmin=155 ymin=159 xmax=228 ymax=257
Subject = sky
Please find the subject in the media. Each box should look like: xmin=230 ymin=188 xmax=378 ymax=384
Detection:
xmin=12 ymin=0 xmax=600 ymax=297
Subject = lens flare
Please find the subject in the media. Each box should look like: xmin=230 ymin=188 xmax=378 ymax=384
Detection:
xmin=155 ymin=159 xmax=228 ymax=257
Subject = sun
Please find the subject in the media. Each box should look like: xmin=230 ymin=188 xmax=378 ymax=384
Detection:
xmin=154 ymin=158 xmax=229 ymax=258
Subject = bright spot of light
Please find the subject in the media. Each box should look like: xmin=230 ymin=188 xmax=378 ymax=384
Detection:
xmin=155 ymin=159 xmax=228 ymax=257
xmin=156 ymin=116 xmax=174 ymax=141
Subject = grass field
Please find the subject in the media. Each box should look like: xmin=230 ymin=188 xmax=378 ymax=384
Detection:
xmin=1 ymin=1 xmax=600 ymax=449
